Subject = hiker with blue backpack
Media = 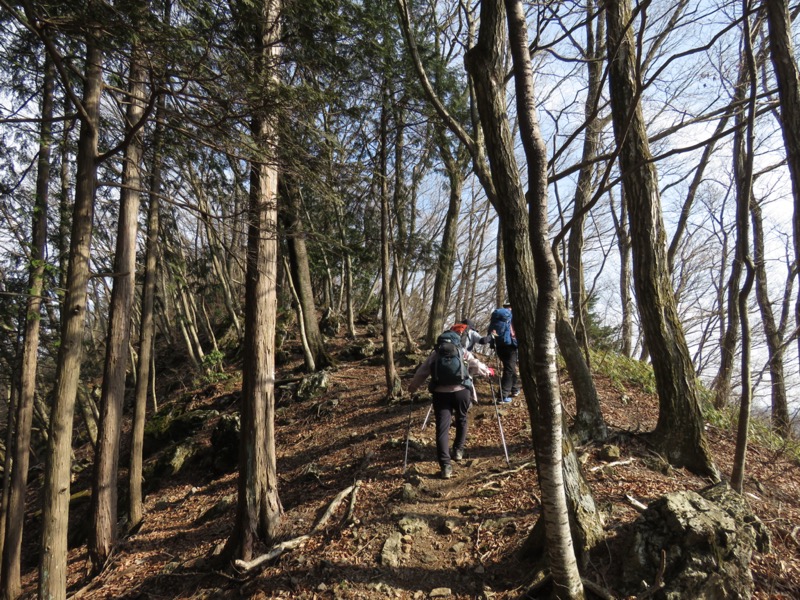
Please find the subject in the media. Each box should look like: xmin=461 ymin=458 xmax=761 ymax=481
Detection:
xmin=406 ymin=330 xmax=494 ymax=479
xmin=488 ymin=302 xmax=520 ymax=404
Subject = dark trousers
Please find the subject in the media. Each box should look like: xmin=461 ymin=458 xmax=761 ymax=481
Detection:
xmin=433 ymin=388 xmax=472 ymax=467
xmin=496 ymin=345 xmax=520 ymax=398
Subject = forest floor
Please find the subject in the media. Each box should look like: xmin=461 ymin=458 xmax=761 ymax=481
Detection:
xmin=18 ymin=326 xmax=800 ymax=599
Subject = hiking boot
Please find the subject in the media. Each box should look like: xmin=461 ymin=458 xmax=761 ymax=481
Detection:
xmin=511 ymin=390 xmax=521 ymax=397
xmin=453 ymin=449 xmax=464 ymax=461
xmin=441 ymin=464 xmax=453 ymax=479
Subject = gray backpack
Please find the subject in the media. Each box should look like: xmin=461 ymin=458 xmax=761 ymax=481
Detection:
xmin=429 ymin=331 xmax=471 ymax=391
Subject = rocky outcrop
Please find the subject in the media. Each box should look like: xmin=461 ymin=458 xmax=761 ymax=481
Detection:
xmin=622 ymin=482 xmax=770 ymax=599
xmin=296 ymin=371 xmax=330 ymax=401
xmin=143 ymin=407 xmax=219 ymax=456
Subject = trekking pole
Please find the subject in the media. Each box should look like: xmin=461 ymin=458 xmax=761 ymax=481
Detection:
xmin=487 ymin=374 xmax=511 ymax=466
xmin=421 ymin=403 xmax=433 ymax=430
xmin=492 ymin=347 xmax=504 ymax=400
xmin=403 ymin=400 xmax=415 ymax=472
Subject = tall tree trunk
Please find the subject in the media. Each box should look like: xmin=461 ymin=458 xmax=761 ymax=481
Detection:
xmin=57 ymin=97 xmax=73 ymax=323
xmin=89 ymin=42 xmax=147 ymax=571
xmin=426 ymin=128 xmax=464 ymax=345
xmin=466 ymin=0 xmax=600 ymax=593
xmin=224 ymin=0 xmax=283 ymax=560
xmin=390 ymin=100 xmax=409 ymax=303
xmin=557 ymin=298 xmax=608 ymax=443
xmin=731 ymin=0 xmax=757 ymax=492
xmin=378 ymin=85 xmax=401 ymax=399
xmin=0 ymin=384 xmax=16 ymax=571
xmin=712 ymin=65 xmax=752 ymax=409
xmin=713 ymin=225 xmax=743 ymax=409
xmin=76 ymin=385 xmax=99 ymax=448
xmin=765 ymin=0 xmax=800 ymax=370
xmin=283 ymin=255 xmax=316 ymax=370
xmin=129 ymin=88 xmax=167 ymax=530
xmin=280 ymin=176 xmax=333 ymax=370
xmin=191 ymin=166 xmax=242 ymax=340
xmin=605 ymin=0 xmax=718 ymax=478
xmin=334 ymin=204 xmax=357 ymax=337
xmin=181 ymin=281 xmax=206 ymax=361
xmin=1 ymin=53 xmax=54 ymax=600
xmin=298 ymin=187 xmax=335 ymax=312
xmin=39 ymin=37 xmax=103 ymax=600
xmin=568 ymin=0 xmax=603 ymax=353
xmin=495 ymin=232 xmax=506 ymax=306
xmin=609 ymin=189 xmax=632 ymax=357
xmin=505 ymin=0 xmax=585 ymax=596
xmin=750 ymin=202 xmax=791 ymax=436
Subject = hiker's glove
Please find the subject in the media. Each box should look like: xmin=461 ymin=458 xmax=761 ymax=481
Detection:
xmin=487 ymin=367 xmax=495 ymax=377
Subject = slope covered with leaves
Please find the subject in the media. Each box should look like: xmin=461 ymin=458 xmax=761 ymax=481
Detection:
xmin=19 ymin=328 xmax=800 ymax=599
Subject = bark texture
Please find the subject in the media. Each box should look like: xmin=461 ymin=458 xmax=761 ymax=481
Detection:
xmin=567 ymin=0 xmax=603 ymax=353
xmin=225 ymin=0 xmax=284 ymax=561
xmin=2 ymin=53 xmax=54 ymax=600
xmin=39 ymin=37 xmax=103 ymax=600
xmin=505 ymin=0 xmax=586 ymax=595
xmin=280 ymin=176 xmax=334 ymax=370
xmin=750 ymin=202 xmax=790 ymax=436
xmin=90 ymin=42 xmax=147 ymax=571
xmin=466 ymin=1 xmax=594 ymax=595
xmin=605 ymin=0 xmax=717 ymax=478
xmin=130 ymin=90 xmax=166 ymax=529
xmin=765 ymin=0 xmax=800 ymax=368
xmin=731 ymin=0 xmax=757 ymax=493
xmin=426 ymin=128 xmax=463 ymax=346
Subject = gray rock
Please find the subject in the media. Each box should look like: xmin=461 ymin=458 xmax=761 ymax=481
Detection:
xmin=420 ymin=551 xmax=437 ymax=564
xmin=381 ymin=532 xmax=404 ymax=567
xmin=398 ymin=516 xmax=428 ymax=535
xmin=481 ymin=517 xmax=516 ymax=533
xmin=599 ymin=444 xmax=621 ymax=461
xmin=297 ymin=371 xmax=330 ymax=401
xmin=441 ymin=518 xmax=459 ymax=534
xmin=143 ymin=408 xmax=219 ymax=457
xmin=350 ymin=339 xmax=375 ymax=358
xmin=401 ymin=483 xmax=419 ymax=502
xmin=622 ymin=482 xmax=770 ymax=599
xmin=450 ymin=542 xmax=466 ymax=553
xmin=150 ymin=439 xmax=203 ymax=479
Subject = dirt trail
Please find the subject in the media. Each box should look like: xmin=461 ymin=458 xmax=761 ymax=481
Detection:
xmin=19 ymin=339 xmax=800 ymax=599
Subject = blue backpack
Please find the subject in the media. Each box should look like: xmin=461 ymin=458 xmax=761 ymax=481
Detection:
xmin=429 ymin=331 xmax=471 ymax=391
xmin=489 ymin=308 xmax=516 ymax=348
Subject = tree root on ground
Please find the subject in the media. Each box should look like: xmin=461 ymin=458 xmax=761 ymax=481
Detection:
xmin=233 ymin=480 xmax=362 ymax=573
